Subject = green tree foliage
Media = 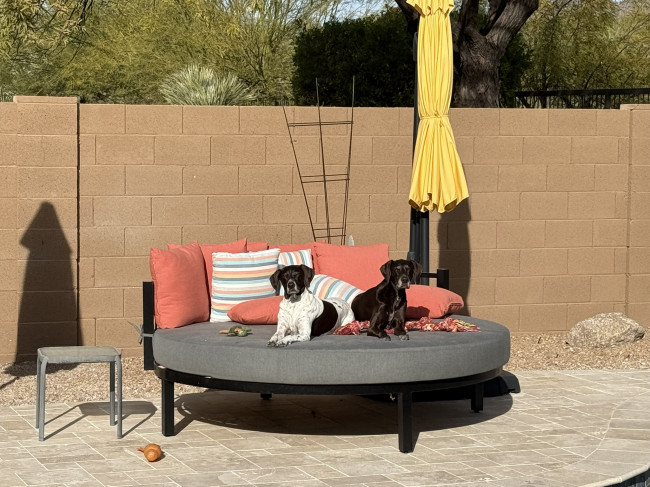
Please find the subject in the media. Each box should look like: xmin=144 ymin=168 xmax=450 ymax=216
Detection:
xmin=160 ymin=66 xmax=257 ymax=105
xmin=293 ymin=8 xmax=415 ymax=106
xmin=521 ymin=0 xmax=650 ymax=90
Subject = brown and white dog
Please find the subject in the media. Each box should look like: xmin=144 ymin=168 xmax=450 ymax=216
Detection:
xmin=268 ymin=265 xmax=355 ymax=347
xmin=351 ymin=259 xmax=422 ymax=341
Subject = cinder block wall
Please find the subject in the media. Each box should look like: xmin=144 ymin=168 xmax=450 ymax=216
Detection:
xmin=1 ymin=97 xmax=648 ymax=361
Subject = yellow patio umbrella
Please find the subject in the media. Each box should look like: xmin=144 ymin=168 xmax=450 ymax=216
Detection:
xmin=407 ymin=0 xmax=468 ymax=213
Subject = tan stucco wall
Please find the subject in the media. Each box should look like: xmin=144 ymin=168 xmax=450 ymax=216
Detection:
xmin=1 ymin=97 xmax=648 ymax=361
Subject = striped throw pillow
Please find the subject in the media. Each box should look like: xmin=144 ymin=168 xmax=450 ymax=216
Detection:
xmin=278 ymin=249 xmax=313 ymax=269
xmin=210 ymin=248 xmax=281 ymax=322
xmin=309 ymin=274 xmax=362 ymax=305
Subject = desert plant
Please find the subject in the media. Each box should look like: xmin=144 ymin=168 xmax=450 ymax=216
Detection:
xmin=160 ymin=65 xmax=258 ymax=105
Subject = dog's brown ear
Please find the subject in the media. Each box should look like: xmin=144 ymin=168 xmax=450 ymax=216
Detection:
xmin=380 ymin=260 xmax=393 ymax=282
xmin=410 ymin=260 xmax=422 ymax=285
xmin=300 ymin=265 xmax=315 ymax=287
xmin=269 ymin=269 xmax=282 ymax=296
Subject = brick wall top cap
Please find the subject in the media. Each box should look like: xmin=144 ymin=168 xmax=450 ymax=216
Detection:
xmin=13 ymin=96 xmax=78 ymax=104
xmin=620 ymin=104 xmax=650 ymax=110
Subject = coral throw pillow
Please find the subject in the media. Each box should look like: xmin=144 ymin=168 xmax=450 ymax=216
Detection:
xmin=210 ymin=248 xmax=281 ymax=322
xmin=228 ymin=296 xmax=283 ymax=325
xmin=313 ymin=242 xmax=389 ymax=290
xmin=168 ymin=239 xmax=247 ymax=296
xmin=150 ymin=241 xmax=210 ymax=329
xmin=405 ymin=284 xmax=464 ymax=319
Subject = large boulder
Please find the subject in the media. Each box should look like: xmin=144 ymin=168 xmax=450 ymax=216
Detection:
xmin=566 ymin=313 xmax=645 ymax=348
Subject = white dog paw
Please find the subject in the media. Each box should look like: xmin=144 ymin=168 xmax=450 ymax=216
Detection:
xmin=398 ymin=333 xmax=409 ymax=341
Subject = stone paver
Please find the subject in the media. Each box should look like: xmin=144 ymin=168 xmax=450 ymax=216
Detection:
xmin=0 ymin=370 xmax=649 ymax=486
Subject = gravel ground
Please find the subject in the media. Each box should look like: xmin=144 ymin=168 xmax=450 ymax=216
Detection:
xmin=1 ymin=333 xmax=649 ymax=407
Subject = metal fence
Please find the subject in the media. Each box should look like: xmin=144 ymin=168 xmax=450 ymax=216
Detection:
xmin=514 ymin=88 xmax=650 ymax=109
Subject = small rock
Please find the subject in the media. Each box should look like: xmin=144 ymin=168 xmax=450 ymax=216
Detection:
xmin=567 ymin=313 xmax=645 ymax=348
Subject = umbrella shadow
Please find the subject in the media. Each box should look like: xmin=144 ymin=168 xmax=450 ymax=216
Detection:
xmin=4 ymin=202 xmax=77 ymax=378
xmin=437 ymin=199 xmax=471 ymax=315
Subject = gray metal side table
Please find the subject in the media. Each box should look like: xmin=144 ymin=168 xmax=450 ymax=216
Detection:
xmin=36 ymin=346 xmax=122 ymax=441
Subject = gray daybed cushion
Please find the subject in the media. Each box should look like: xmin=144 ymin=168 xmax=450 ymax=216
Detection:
xmin=152 ymin=315 xmax=510 ymax=386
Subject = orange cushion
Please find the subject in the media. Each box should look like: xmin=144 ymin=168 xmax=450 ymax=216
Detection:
xmin=313 ymin=242 xmax=389 ymax=290
xmin=246 ymin=241 xmax=269 ymax=251
xmin=150 ymin=241 xmax=210 ymax=329
xmin=169 ymin=239 xmax=248 ymax=295
xmin=228 ymin=296 xmax=283 ymax=325
xmin=405 ymin=285 xmax=464 ymax=319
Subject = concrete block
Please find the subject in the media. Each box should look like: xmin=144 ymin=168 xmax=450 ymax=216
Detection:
xmin=353 ymin=108 xmax=399 ymax=136
xmin=212 ymin=135 xmax=265 ymax=165
xmin=240 ymin=106 xmax=289 ymax=135
xmin=183 ymin=166 xmax=239 ymax=195
xmin=619 ymin=138 xmax=631 ymax=164
xmin=470 ymin=249 xmax=520 ymax=277
xmin=209 ymin=195 xmax=263 ymax=225
xmin=96 ymin=318 xmax=143 ymax=348
xmin=397 ymin=166 xmax=412 ymax=195
xmin=571 ymin=137 xmax=620 ymax=164
xmin=568 ymin=192 xmax=617 ymax=219
xmin=398 ymin=107 xmax=414 ymax=136
xmin=630 ymin=165 xmax=650 ymax=192
xmin=468 ymin=305 xmax=520 ymax=331
xmin=630 ymin=220 xmax=650 ymax=247
xmin=520 ymin=304 xmax=568 ymax=332
xmin=543 ymin=275 xmax=591 ymax=303
xmin=0 ymin=291 xmax=17 ymax=322
xmin=126 ymin=105 xmax=182 ymax=134
xmin=94 ymin=256 xmax=150 ymax=287
xmin=468 ymin=193 xmax=520 ymax=221
xmin=17 ymin=291 xmax=77 ymax=322
xmin=0 ymin=134 xmax=16 ymax=165
xmin=455 ymin=136 xmax=474 ymax=164
xmin=520 ymin=248 xmax=568 ymax=276
xmin=79 ymin=135 xmax=95 ymax=166
xmin=500 ymin=109 xmax=548 ymax=136
xmin=520 ymin=192 xmax=567 ymax=220
xmin=79 ymin=104 xmax=126 ymax=134
xmin=547 ymin=165 xmax=594 ymax=192
xmin=631 ymin=137 xmax=650 ymax=165
xmin=293 ymin=165 xmax=347 ymax=195
xmin=18 ymin=167 xmax=77 ymax=198
xmin=16 ymin=135 xmax=76 ymax=167
xmin=523 ymin=136 xmax=571 ymax=165
xmin=0 ymin=260 xmax=16 ymax=291
xmin=123 ymin=286 xmax=142 ymax=318
xmin=152 ymin=196 xmax=207 ymax=225
xmin=239 ymin=166 xmax=293 ymax=195
xmin=237 ymin=224 xmax=291 ymax=244
xmin=181 ymin=225 xmax=239 ymax=245
xmin=597 ymin=110 xmax=630 ymax=137
xmin=80 ymin=165 xmax=125 ymax=196
xmin=17 ymin=102 xmax=77 ymax=135
xmin=545 ymin=220 xmax=593 ymax=248
xmin=96 ymin=135 xmax=154 ymax=165
xmin=461 ymin=277 xmax=495 ymax=305
xmin=262 ymin=195 xmax=314 ymax=224
xmin=438 ymin=250 xmax=472 ymax=278
xmin=265 ymin=135 xmax=319 ymax=166
xmin=345 ymin=222 xmax=397 ymax=248
xmin=372 ymin=136 xmax=413 ymax=165
xmin=591 ymin=274 xmax=626 ymax=302
xmin=497 ymin=221 xmax=545 ymax=249
xmin=628 ymin=275 xmax=650 ymax=303
xmin=292 ymin=106 xmax=350 ymax=136
xmin=79 ymin=288 xmax=124 ymax=318
xmin=448 ymin=221 xmax=496 ymax=249
xmin=350 ymin=166 xmax=398 ymax=194
xmin=499 ymin=164 xmax=547 ymax=192
xmin=290 ymin=224 xmax=314 ymax=244
xmin=630 ymin=192 xmax=650 ymax=220
xmin=464 ymin=165 xmax=498 ymax=193
xmin=183 ymin=106 xmax=239 ymax=134
xmin=549 ymin=110 xmax=597 ymax=136
xmin=567 ymin=303 xmax=617 ymax=328
xmin=125 ymin=226 xmax=182 ymax=256
xmin=18 ymin=198 xmax=76 ymax=229
xmin=595 ymin=164 xmax=628 ymax=191
xmin=78 ymin=318 xmax=96 ymax=346
xmin=495 ymin=276 xmax=543 ymax=304
xmin=0 ymin=198 xmax=17 ymax=229
xmin=0 ymin=102 xmax=17 ymax=133
xmin=449 ymin=108 xmax=500 ymax=136
xmin=79 ymin=197 xmax=93 ymax=227
xmin=155 ymin=135 xmax=211 ymax=165
xmin=80 ymin=227 xmax=125 ymax=257
xmin=78 ymin=258 xmax=94 ymax=288
xmin=0 ymin=167 xmax=17 ymax=198
xmin=474 ymin=136 xmax=523 ymax=165
xmin=593 ymin=219 xmax=628 ymax=247
xmin=13 ymin=322 xmax=79 ymax=357
xmin=126 ymin=165 xmax=183 ymax=195
xmin=632 ymin=109 xmax=650 ymax=138
xmin=568 ymin=247 xmax=616 ymax=275
xmin=93 ymin=196 xmax=151 ymax=226
xmin=629 ymin=248 xmax=650 ymax=274
xmin=369 ymin=194 xmax=409 ymax=223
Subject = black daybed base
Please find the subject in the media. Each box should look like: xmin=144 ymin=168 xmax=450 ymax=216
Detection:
xmin=141 ymin=270 xmax=511 ymax=453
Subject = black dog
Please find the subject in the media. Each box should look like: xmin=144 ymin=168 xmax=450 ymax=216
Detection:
xmin=351 ymin=259 xmax=422 ymax=341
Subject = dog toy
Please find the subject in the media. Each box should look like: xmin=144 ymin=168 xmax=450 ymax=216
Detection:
xmin=138 ymin=443 xmax=162 ymax=462
xmin=219 ymin=325 xmax=252 ymax=336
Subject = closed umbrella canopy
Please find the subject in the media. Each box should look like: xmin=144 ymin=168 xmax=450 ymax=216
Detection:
xmin=407 ymin=0 xmax=468 ymax=213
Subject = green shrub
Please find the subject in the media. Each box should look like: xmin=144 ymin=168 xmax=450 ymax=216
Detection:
xmin=160 ymin=65 xmax=257 ymax=105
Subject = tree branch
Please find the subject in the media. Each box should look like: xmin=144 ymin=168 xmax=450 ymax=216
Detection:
xmin=394 ymin=0 xmax=420 ymax=34
xmin=485 ymin=0 xmax=538 ymax=56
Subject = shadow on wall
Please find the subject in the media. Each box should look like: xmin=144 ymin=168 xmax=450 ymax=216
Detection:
xmin=438 ymin=199 xmax=471 ymax=316
xmin=4 ymin=202 xmax=77 ymax=378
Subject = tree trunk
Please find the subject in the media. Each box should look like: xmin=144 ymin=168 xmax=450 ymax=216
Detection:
xmin=454 ymin=36 xmax=501 ymax=107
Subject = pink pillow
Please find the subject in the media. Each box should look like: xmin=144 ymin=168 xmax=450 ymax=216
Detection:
xmin=228 ymin=296 xmax=283 ymax=325
xmin=313 ymin=242 xmax=389 ymax=290
xmin=170 ymin=239 xmax=248 ymax=295
xmin=150 ymin=241 xmax=210 ymax=329
xmin=247 ymin=241 xmax=269 ymax=251
xmin=405 ymin=285 xmax=464 ymax=319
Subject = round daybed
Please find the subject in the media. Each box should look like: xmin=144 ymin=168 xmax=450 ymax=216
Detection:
xmin=141 ymin=281 xmax=511 ymax=453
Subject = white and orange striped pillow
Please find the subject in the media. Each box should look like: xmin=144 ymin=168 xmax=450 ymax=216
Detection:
xmin=277 ymin=249 xmax=313 ymax=269
xmin=210 ymin=248 xmax=281 ymax=322
xmin=309 ymin=274 xmax=361 ymax=305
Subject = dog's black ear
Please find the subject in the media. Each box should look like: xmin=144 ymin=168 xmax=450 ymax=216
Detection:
xmin=380 ymin=260 xmax=393 ymax=282
xmin=410 ymin=260 xmax=422 ymax=284
xmin=300 ymin=265 xmax=315 ymax=287
xmin=269 ymin=269 xmax=282 ymax=296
